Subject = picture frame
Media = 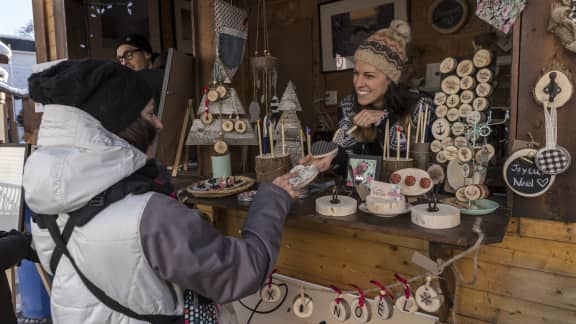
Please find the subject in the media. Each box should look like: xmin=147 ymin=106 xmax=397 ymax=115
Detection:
xmin=428 ymin=0 xmax=469 ymax=35
xmin=346 ymin=154 xmax=382 ymax=187
xmin=0 ymin=144 xmax=30 ymax=232
xmin=319 ymin=0 xmax=409 ymax=72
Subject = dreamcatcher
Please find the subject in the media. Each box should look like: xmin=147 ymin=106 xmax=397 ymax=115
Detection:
xmin=250 ymin=0 xmax=279 ymax=124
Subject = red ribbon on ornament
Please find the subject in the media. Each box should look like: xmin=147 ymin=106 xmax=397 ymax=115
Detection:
xmin=329 ymin=285 xmax=343 ymax=304
xmin=394 ymin=274 xmax=411 ymax=299
xmin=268 ymin=269 xmax=277 ymax=288
xmin=350 ymin=284 xmax=365 ymax=308
xmin=369 ymin=280 xmax=394 ymax=301
xmin=203 ymin=86 xmax=209 ymax=110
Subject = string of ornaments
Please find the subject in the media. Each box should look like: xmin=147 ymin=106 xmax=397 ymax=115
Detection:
xmin=249 ymin=219 xmax=484 ymax=323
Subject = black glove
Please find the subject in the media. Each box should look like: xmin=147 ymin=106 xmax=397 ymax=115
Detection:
xmin=0 ymin=230 xmax=37 ymax=270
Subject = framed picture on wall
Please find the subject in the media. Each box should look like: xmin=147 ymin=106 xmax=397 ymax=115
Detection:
xmin=346 ymin=154 xmax=382 ymax=188
xmin=319 ymin=0 xmax=409 ymax=72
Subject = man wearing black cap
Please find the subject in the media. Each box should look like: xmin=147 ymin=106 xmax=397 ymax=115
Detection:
xmin=115 ymin=33 xmax=155 ymax=71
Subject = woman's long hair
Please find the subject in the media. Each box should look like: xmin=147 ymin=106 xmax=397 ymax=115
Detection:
xmin=352 ymin=82 xmax=416 ymax=142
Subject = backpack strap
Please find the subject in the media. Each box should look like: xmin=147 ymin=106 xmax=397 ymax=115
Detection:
xmin=42 ymin=215 xmax=182 ymax=324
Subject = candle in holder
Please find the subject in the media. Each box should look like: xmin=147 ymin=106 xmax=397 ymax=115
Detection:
xmin=256 ymin=119 xmax=263 ymax=156
xmin=281 ymin=119 xmax=286 ymax=155
xmin=268 ymin=121 xmax=275 ymax=157
xmin=396 ymin=125 xmax=401 ymax=160
xmin=306 ymin=127 xmax=312 ymax=156
xmin=406 ymin=122 xmax=411 ymax=159
xmin=299 ymin=128 xmax=305 ymax=159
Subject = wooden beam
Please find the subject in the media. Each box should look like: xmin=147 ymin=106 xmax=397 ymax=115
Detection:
xmin=32 ymin=0 xmax=49 ymax=63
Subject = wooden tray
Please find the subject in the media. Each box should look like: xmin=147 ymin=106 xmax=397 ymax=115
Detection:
xmin=185 ymin=176 xmax=255 ymax=198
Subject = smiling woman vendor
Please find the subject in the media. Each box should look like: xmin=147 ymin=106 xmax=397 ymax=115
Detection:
xmin=310 ymin=20 xmax=433 ymax=174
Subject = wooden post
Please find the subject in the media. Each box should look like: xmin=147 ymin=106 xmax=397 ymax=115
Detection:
xmin=171 ymin=99 xmax=193 ymax=177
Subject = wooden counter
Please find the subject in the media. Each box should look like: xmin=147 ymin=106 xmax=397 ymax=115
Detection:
xmin=189 ymin=193 xmax=510 ymax=248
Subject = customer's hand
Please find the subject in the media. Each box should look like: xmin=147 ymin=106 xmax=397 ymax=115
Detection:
xmin=352 ymin=109 xmax=387 ymax=128
xmin=272 ymin=172 xmax=301 ymax=199
xmin=298 ymin=154 xmax=335 ymax=173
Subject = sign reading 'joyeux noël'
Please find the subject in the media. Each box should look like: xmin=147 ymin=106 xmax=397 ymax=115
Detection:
xmin=503 ymin=148 xmax=555 ymax=197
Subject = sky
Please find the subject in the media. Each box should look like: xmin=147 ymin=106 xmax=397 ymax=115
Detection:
xmin=0 ymin=0 xmax=33 ymax=36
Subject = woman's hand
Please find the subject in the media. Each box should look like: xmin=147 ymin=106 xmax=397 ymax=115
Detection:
xmin=298 ymin=154 xmax=334 ymax=173
xmin=352 ymin=109 xmax=387 ymax=128
xmin=272 ymin=172 xmax=301 ymax=199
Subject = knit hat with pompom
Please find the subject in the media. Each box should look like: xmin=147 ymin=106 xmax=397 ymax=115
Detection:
xmin=353 ymin=20 xmax=411 ymax=83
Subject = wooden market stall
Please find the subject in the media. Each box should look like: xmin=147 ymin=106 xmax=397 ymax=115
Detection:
xmin=31 ymin=0 xmax=576 ymax=323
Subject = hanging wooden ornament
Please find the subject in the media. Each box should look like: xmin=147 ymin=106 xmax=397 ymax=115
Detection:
xmin=370 ymin=280 xmax=394 ymax=320
xmin=503 ymin=148 xmax=555 ymax=197
xmin=329 ymin=285 xmax=351 ymax=322
xmin=216 ymin=84 xmax=228 ymax=99
xmin=260 ymin=272 xmax=282 ymax=303
xmin=200 ymin=111 xmax=214 ymax=125
xmin=222 ymin=119 xmax=234 ymax=132
xmin=292 ymin=289 xmax=313 ymax=319
xmin=213 ymin=140 xmax=228 ymax=155
xmin=394 ymin=275 xmax=418 ymax=313
xmin=350 ymin=285 xmax=371 ymax=323
xmin=414 ymin=277 xmax=444 ymax=313
xmin=533 ymin=70 xmax=573 ymax=175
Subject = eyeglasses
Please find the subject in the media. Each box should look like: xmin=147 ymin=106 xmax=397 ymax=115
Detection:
xmin=117 ymin=49 xmax=143 ymax=62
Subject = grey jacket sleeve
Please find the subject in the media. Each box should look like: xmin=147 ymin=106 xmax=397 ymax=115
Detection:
xmin=140 ymin=183 xmax=292 ymax=304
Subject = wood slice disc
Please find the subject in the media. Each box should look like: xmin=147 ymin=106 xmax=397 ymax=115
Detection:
xmin=216 ymin=85 xmax=228 ymax=99
xmin=436 ymin=151 xmax=448 ymax=164
xmin=446 ymin=94 xmax=460 ymax=108
xmin=460 ymin=75 xmax=477 ymax=90
xmin=455 ymin=186 xmax=468 ymax=202
xmin=431 ymin=118 xmax=451 ymax=139
xmin=476 ymin=68 xmax=494 ymax=83
xmin=533 ymin=70 xmax=574 ymax=108
xmin=234 ymin=119 xmax=247 ymax=133
xmin=460 ymin=90 xmax=475 ymax=104
xmin=441 ymin=75 xmax=461 ymax=95
xmin=351 ymin=298 xmax=372 ymax=322
xmin=475 ymin=82 xmax=493 ymax=97
xmin=213 ymin=140 xmax=228 ymax=154
xmin=458 ymin=146 xmax=474 ymax=162
xmin=451 ymin=122 xmax=466 ymax=136
xmin=464 ymin=184 xmax=482 ymax=200
xmin=260 ymin=284 xmax=282 ymax=303
xmin=477 ymin=184 xmax=490 ymax=198
xmin=444 ymin=145 xmax=459 ymax=161
xmin=289 ymin=164 xmax=320 ymax=189
xmin=435 ymin=105 xmax=448 ymax=118
xmin=292 ymin=295 xmax=314 ymax=318
xmin=430 ymin=140 xmax=443 ymax=153
xmin=475 ymin=144 xmax=495 ymax=164
xmin=222 ymin=119 xmax=235 ymax=132
xmin=456 ymin=59 xmax=475 ymax=77
xmin=472 ymin=97 xmax=489 ymax=111
xmin=207 ymin=88 xmax=220 ymax=102
xmin=459 ymin=103 xmax=473 ymax=118
xmin=316 ymin=195 xmax=357 ymax=217
xmin=434 ymin=92 xmax=447 ymax=106
xmin=441 ymin=137 xmax=454 ymax=148
xmin=415 ymin=284 xmax=443 ymax=313
xmin=466 ymin=111 xmax=484 ymax=124
xmin=446 ymin=108 xmax=460 ymax=122
xmin=374 ymin=297 xmax=393 ymax=320
xmin=440 ymin=57 xmax=457 ymax=74
xmin=330 ymin=298 xmax=352 ymax=321
xmin=454 ymin=136 xmax=468 ymax=148
xmin=200 ymin=111 xmax=214 ymax=125
xmin=395 ymin=295 xmax=418 ymax=313
xmin=473 ymin=49 xmax=492 ymax=68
